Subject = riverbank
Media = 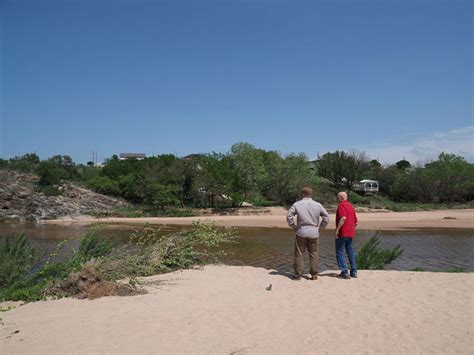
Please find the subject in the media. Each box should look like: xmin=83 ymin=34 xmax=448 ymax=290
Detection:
xmin=42 ymin=208 xmax=474 ymax=230
xmin=1 ymin=265 xmax=472 ymax=353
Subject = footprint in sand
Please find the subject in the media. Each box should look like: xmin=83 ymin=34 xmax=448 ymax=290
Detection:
xmin=303 ymin=334 xmax=320 ymax=345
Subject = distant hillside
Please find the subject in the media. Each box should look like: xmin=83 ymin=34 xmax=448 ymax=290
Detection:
xmin=0 ymin=170 xmax=129 ymax=222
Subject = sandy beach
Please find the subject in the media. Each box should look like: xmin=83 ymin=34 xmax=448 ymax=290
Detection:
xmin=42 ymin=208 xmax=474 ymax=230
xmin=1 ymin=265 xmax=473 ymax=354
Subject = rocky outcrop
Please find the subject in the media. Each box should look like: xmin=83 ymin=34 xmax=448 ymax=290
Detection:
xmin=0 ymin=170 xmax=128 ymax=222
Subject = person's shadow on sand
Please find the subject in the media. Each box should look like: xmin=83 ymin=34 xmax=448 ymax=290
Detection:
xmin=268 ymin=270 xmax=293 ymax=279
xmin=269 ymin=270 xmax=339 ymax=279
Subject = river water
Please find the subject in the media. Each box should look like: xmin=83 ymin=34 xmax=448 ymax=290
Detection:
xmin=1 ymin=223 xmax=473 ymax=272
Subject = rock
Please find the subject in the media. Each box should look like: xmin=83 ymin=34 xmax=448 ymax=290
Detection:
xmin=2 ymin=193 xmax=13 ymax=201
xmin=17 ymin=192 xmax=29 ymax=199
xmin=0 ymin=170 xmax=129 ymax=221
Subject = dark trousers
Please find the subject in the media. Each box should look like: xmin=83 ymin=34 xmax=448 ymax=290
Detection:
xmin=336 ymin=237 xmax=357 ymax=274
xmin=294 ymin=236 xmax=320 ymax=277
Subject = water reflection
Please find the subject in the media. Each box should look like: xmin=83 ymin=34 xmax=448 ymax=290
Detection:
xmin=0 ymin=223 xmax=473 ymax=272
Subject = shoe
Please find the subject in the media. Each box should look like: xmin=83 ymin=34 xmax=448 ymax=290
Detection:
xmin=311 ymin=275 xmax=318 ymax=280
xmin=338 ymin=272 xmax=351 ymax=279
xmin=293 ymin=275 xmax=302 ymax=281
xmin=350 ymin=272 xmax=358 ymax=278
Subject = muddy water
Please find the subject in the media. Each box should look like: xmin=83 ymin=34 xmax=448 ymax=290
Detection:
xmin=0 ymin=223 xmax=473 ymax=272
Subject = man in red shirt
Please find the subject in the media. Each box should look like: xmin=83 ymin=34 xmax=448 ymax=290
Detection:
xmin=335 ymin=191 xmax=358 ymax=279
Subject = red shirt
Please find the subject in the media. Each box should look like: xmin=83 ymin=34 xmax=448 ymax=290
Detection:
xmin=336 ymin=200 xmax=358 ymax=237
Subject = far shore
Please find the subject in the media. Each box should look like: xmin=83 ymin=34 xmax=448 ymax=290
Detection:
xmin=41 ymin=208 xmax=474 ymax=230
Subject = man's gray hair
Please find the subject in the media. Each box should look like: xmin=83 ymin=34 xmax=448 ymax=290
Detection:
xmin=337 ymin=191 xmax=348 ymax=200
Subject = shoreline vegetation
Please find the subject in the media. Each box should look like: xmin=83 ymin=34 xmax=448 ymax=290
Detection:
xmin=1 ymin=222 xmax=409 ymax=303
xmin=0 ymin=222 xmax=236 ymax=302
xmin=0 ymin=222 xmax=237 ymax=303
xmin=1 ymin=216 xmax=471 ymax=305
xmin=1 ymin=146 xmax=473 ymax=223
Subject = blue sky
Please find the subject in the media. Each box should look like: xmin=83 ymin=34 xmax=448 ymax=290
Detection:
xmin=1 ymin=0 xmax=472 ymax=164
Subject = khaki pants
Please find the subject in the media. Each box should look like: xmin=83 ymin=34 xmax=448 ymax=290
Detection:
xmin=294 ymin=236 xmax=320 ymax=277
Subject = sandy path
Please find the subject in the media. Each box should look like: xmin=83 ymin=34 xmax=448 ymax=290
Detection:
xmin=43 ymin=209 xmax=474 ymax=230
xmin=1 ymin=265 xmax=472 ymax=354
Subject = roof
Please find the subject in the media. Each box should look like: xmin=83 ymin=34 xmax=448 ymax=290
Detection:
xmin=359 ymin=179 xmax=378 ymax=183
xmin=119 ymin=153 xmax=146 ymax=158
xmin=182 ymin=154 xmax=204 ymax=160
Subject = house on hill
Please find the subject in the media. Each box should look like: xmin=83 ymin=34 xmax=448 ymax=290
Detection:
xmin=119 ymin=153 xmax=146 ymax=160
xmin=353 ymin=179 xmax=379 ymax=195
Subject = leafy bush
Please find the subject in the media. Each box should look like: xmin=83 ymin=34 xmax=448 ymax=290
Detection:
xmin=73 ymin=231 xmax=115 ymax=265
xmin=41 ymin=185 xmax=62 ymax=196
xmin=357 ymin=233 xmax=403 ymax=269
xmin=99 ymin=221 xmax=236 ymax=280
xmin=0 ymin=158 xmax=8 ymax=169
xmin=35 ymin=161 xmax=68 ymax=187
xmin=86 ymin=176 xmax=121 ymax=196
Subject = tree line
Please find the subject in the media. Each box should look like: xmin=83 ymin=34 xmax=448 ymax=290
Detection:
xmin=1 ymin=143 xmax=473 ymax=210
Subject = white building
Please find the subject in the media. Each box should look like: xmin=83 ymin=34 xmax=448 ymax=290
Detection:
xmin=119 ymin=153 xmax=146 ymax=161
xmin=353 ymin=179 xmax=379 ymax=194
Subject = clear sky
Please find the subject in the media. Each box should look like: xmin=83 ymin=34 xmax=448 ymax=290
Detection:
xmin=1 ymin=0 xmax=472 ymax=164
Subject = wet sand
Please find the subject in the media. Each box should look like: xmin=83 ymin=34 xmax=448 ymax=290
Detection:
xmin=43 ymin=208 xmax=474 ymax=230
xmin=1 ymin=265 xmax=473 ymax=354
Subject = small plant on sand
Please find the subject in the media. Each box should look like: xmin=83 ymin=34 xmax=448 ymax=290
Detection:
xmin=357 ymin=233 xmax=403 ymax=270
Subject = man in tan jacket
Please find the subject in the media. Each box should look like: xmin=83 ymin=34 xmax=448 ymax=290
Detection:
xmin=287 ymin=187 xmax=330 ymax=280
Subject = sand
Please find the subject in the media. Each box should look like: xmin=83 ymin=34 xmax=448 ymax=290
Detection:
xmin=43 ymin=208 xmax=474 ymax=230
xmin=1 ymin=265 xmax=473 ymax=354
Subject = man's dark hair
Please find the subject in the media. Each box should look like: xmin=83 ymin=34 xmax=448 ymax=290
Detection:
xmin=301 ymin=187 xmax=313 ymax=197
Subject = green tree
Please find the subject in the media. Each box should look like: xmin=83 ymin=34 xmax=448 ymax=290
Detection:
xmin=317 ymin=151 xmax=368 ymax=191
xmin=101 ymin=155 xmax=134 ymax=179
xmin=143 ymin=178 xmax=179 ymax=210
xmin=86 ymin=176 xmax=121 ymax=196
xmin=424 ymin=153 xmax=474 ymax=202
xmin=229 ymin=142 xmax=268 ymax=205
xmin=0 ymin=158 xmax=8 ymax=169
xmin=261 ymin=150 xmax=285 ymax=204
xmin=280 ymin=154 xmax=317 ymax=205
xmin=195 ymin=153 xmax=234 ymax=207
xmin=35 ymin=161 xmax=68 ymax=187
xmin=395 ymin=159 xmax=411 ymax=172
xmin=8 ymin=153 xmax=40 ymax=172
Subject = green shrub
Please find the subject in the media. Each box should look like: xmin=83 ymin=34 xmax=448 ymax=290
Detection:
xmin=40 ymin=185 xmax=62 ymax=196
xmin=0 ymin=234 xmax=36 ymax=289
xmin=73 ymin=231 xmax=114 ymax=264
xmin=86 ymin=176 xmax=121 ymax=196
xmin=99 ymin=221 xmax=236 ymax=280
xmin=35 ymin=161 xmax=69 ymax=187
xmin=0 ymin=231 xmax=114 ymax=302
xmin=0 ymin=159 xmax=8 ymax=169
xmin=357 ymin=233 xmax=403 ymax=269
xmin=348 ymin=191 xmax=368 ymax=205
